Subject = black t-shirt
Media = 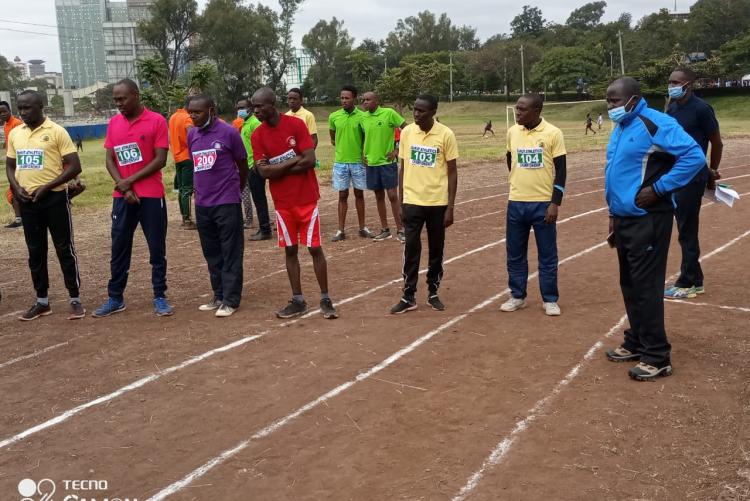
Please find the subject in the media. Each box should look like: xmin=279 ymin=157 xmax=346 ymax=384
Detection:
xmin=667 ymin=95 xmax=719 ymax=183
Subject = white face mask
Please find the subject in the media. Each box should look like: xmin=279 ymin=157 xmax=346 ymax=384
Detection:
xmin=199 ymin=115 xmax=212 ymax=129
xmin=608 ymin=95 xmax=636 ymax=123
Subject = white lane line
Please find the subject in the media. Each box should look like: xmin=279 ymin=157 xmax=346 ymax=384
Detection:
xmin=146 ymin=239 xmax=612 ymax=501
xmin=0 ymin=205 xmax=610 ymax=447
xmin=0 ymin=342 xmax=70 ymax=370
xmin=666 ymin=300 xmax=750 ymax=313
xmin=451 ymin=227 xmax=750 ymax=501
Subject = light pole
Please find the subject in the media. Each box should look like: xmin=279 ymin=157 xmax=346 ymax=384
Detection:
xmin=520 ymin=44 xmax=526 ymax=94
xmin=449 ymin=51 xmax=454 ymax=102
xmin=503 ymin=57 xmax=508 ymax=98
xmin=617 ymin=30 xmax=625 ymax=75
xmin=609 ymin=50 xmax=614 ymax=77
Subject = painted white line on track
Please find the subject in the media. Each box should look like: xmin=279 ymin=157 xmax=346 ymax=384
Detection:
xmin=667 ymin=299 xmax=750 ymax=313
xmin=146 ymin=239 xmax=611 ymax=500
xmin=451 ymin=227 xmax=750 ymax=501
xmin=0 ymin=342 xmax=70 ymax=370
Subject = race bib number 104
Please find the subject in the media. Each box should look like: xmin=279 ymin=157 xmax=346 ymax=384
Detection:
xmin=517 ymin=147 xmax=544 ymax=169
xmin=114 ymin=142 xmax=144 ymax=166
xmin=410 ymin=145 xmax=438 ymax=168
xmin=192 ymin=149 xmax=217 ymax=172
xmin=16 ymin=149 xmax=44 ymax=170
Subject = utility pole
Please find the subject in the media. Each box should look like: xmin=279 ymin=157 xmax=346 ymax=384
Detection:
xmin=617 ymin=30 xmax=625 ymax=75
xmin=609 ymin=50 xmax=614 ymax=77
xmin=503 ymin=57 xmax=508 ymax=98
xmin=520 ymin=44 xmax=526 ymax=95
xmin=449 ymin=51 xmax=454 ymax=102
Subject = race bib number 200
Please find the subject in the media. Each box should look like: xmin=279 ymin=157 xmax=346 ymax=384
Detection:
xmin=114 ymin=142 xmax=143 ymax=166
xmin=410 ymin=145 xmax=438 ymax=168
xmin=192 ymin=149 xmax=217 ymax=172
xmin=517 ymin=147 xmax=544 ymax=169
xmin=16 ymin=149 xmax=44 ymax=170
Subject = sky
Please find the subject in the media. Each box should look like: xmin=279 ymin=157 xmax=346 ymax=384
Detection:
xmin=1 ymin=0 xmax=690 ymax=73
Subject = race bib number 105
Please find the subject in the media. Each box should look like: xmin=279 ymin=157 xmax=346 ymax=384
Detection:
xmin=16 ymin=149 xmax=44 ymax=170
xmin=410 ymin=145 xmax=438 ymax=168
xmin=114 ymin=142 xmax=144 ymax=166
xmin=192 ymin=149 xmax=217 ymax=172
xmin=517 ymin=147 xmax=544 ymax=169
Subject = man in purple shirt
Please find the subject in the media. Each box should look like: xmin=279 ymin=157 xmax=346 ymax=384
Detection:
xmin=187 ymin=94 xmax=247 ymax=317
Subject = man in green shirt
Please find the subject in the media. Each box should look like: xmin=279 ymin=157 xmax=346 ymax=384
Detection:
xmin=238 ymin=97 xmax=272 ymax=240
xmin=361 ymin=91 xmax=406 ymax=242
xmin=328 ymin=84 xmax=373 ymax=242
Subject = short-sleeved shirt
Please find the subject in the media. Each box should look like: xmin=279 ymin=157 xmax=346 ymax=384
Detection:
xmin=168 ymin=108 xmax=193 ymax=163
xmin=398 ymin=121 xmax=459 ymax=206
xmin=361 ymin=106 xmax=405 ymax=167
xmin=506 ymin=118 xmax=566 ymax=202
xmin=251 ymin=114 xmax=319 ymax=210
xmin=7 ymin=117 xmax=77 ymax=193
xmin=104 ymin=107 xmax=169 ymax=198
xmin=240 ymin=115 xmax=262 ymax=168
xmin=187 ymin=118 xmax=246 ymax=207
xmin=667 ymin=94 xmax=718 ymax=183
xmin=3 ymin=115 xmax=23 ymax=148
xmin=328 ymin=108 xmax=364 ymax=163
xmin=286 ymin=106 xmax=318 ymax=135
xmin=231 ymin=117 xmax=244 ymax=132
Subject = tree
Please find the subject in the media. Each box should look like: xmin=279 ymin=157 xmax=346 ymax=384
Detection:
xmin=138 ymin=0 xmax=201 ymax=82
xmin=385 ymin=11 xmax=478 ymax=64
xmin=76 ymin=96 xmax=94 ymax=112
xmin=717 ymin=30 xmax=750 ymax=76
xmin=260 ymin=0 xmax=304 ymax=91
xmin=302 ymin=17 xmax=354 ymax=98
xmin=376 ymin=60 xmax=449 ymax=110
xmin=346 ymin=50 xmax=377 ymax=89
xmin=0 ymin=55 xmax=22 ymax=92
xmin=632 ymin=9 xmax=680 ymax=65
xmin=566 ymin=1 xmax=607 ymax=29
xmin=510 ymin=6 xmax=546 ymax=37
xmin=682 ymin=0 xmax=750 ymax=52
xmin=94 ymin=84 xmax=115 ymax=111
xmin=530 ymin=46 xmax=605 ymax=97
xmin=50 ymin=95 xmax=64 ymax=114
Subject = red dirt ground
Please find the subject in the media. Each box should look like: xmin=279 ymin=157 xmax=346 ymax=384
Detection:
xmin=0 ymin=140 xmax=749 ymax=501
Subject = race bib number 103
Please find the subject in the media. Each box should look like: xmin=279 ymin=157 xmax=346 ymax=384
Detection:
xmin=114 ymin=142 xmax=144 ymax=166
xmin=16 ymin=149 xmax=44 ymax=170
xmin=410 ymin=145 xmax=438 ymax=168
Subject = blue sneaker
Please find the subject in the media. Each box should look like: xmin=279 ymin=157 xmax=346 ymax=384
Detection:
xmin=92 ymin=298 xmax=126 ymax=318
xmin=153 ymin=297 xmax=174 ymax=317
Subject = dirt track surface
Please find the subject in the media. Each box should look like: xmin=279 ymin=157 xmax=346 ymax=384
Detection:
xmin=1 ymin=142 xmax=749 ymax=500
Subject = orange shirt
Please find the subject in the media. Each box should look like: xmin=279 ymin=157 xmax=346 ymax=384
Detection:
xmin=3 ymin=115 xmax=23 ymax=148
xmin=168 ymin=108 xmax=193 ymax=163
xmin=232 ymin=117 xmax=244 ymax=132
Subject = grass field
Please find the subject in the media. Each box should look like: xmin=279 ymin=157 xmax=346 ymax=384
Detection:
xmin=0 ymin=97 xmax=747 ymax=223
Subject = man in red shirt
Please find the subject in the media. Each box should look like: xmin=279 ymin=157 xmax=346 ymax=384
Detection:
xmin=1 ymin=100 xmax=24 ymax=228
xmin=250 ymin=87 xmax=337 ymax=320
xmin=94 ymin=78 xmax=173 ymax=318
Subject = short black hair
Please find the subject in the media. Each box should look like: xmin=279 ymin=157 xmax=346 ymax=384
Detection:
xmin=190 ymin=94 xmax=216 ymax=109
xmin=18 ymin=89 xmax=44 ymax=106
xmin=184 ymin=96 xmax=193 ymax=108
xmin=114 ymin=78 xmax=139 ymax=94
xmin=288 ymin=88 xmax=303 ymax=99
xmin=520 ymin=93 xmax=544 ymax=111
xmin=236 ymin=96 xmax=249 ymax=105
xmin=341 ymin=84 xmax=358 ymax=97
xmin=0 ymin=100 xmax=10 ymax=110
xmin=416 ymin=94 xmax=438 ymax=111
xmin=673 ymin=66 xmax=697 ymax=82
xmin=610 ymin=76 xmax=641 ymax=96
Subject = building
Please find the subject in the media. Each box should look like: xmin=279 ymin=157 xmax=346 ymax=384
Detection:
xmin=42 ymin=72 xmax=65 ymax=90
xmin=283 ymin=48 xmax=314 ymax=90
xmin=103 ymin=0 xmax=155 ymax=83
xmin=28 ymin=60 xmax=46 ymax=78
xmin=12 ymin=56 xmax=28 ymax=79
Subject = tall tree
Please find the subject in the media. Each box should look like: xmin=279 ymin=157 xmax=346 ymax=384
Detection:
xmin=566 ymin=1 xmax=607 ymax=30
xmin=261 ymin=0 xmax=304 ymax=91
xmin=302 ymin=17 xmax=354 ymax=98
xmin=138 ymin=0 xmax=201 ymax=82
xmin=682 ymin=0 xmax=750 ymax=52
xmin=510 ymin=6 xmax=546 ymax=37
xmin=718 ymin=30 xmax=750 ymax=76
xmin=530 ymin=46 xmax=605 ymax=96
xmin=376 ymin=60 xmax=449 ymax=110
xmin=385 ymin=11 xmax=478 ymax=64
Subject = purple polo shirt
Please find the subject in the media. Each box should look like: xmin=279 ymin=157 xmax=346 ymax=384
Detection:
xmin=187 ymin=118 xmax=247 ymax=207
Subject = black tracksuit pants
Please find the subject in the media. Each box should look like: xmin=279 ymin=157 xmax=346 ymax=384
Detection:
xmin=402 ymin=204 xmax=446 ymax=299
xmin=248 ymin=167 xmax=271 ymax=234
xmin=673 ymin=181 xmax=705 ymax=288
xmin=196 ymin=203 xmax=244 ymax=308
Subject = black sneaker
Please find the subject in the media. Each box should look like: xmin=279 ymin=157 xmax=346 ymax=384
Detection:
xmin=320 ymin=298 xmax=338 ymax=319
xmin=628 ymin=361 xmax=673 ymax=381
xmin=331 ymin=230 xmax=346 ymax=242
xmin=359 ymin=227 xmax=375 ymax=238
xmin=427 ymin=295 xmax=445 ymax=311
xmin=68 ymin=300 xmax=86 ymax=320
xmin=605 ymin=346 xmax=641 ymax=362
xmin=390 ymin=297 xmax=417 ymax=315
xmin=249 ymin=230 xmax=272 ymax=241
xmin=373 ymin=228 xmax=391 ymax=241
xmin=395 ymin=230 xmax=406 ymax=243
xmin=277 ymin=299 xmax=308 ymax=319
xmin=19 ymin=302 xmax=52 ymax=321
xmin=5 ymin=218 xmax=22 ymax=228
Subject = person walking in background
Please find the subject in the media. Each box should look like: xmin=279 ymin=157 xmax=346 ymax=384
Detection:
xmin=235 ymin=97 xmax=255 ymax=229
xmin=329 ymin=85 xmax=373 ymax=242
xmin=584 ymin=113 xmax=597 ymax=135
xmin=501 ymin=93 xmax=567 ymax=317
xmin=482 ymin=119 xmax=495 ymax=137
xmin=597 ymin=113 xmax=604 ymax=130
xmin=94 ymin=79 xmax=173 ymax=318
xmin=5 ymin=90 xmax=85 ymax=321
xmin=663 ymin=66 xmax=724 ymax=300
xmin=1 ymin=100 xmax=24 ymax=228
xmin=360 ymin=90 xmax=406 ymax=242
xmin=187 ymin=95 xmax=247 ymax=317
xmin=238 ymin=96 xmax=272 ymax=241
xmin=602 ymin=76 xmax=705 ymax=381
xmin=391 ymin=94 xmax=458 ymax=315
xmin=75 ymin=134 xmax=84 ymax=152
xmin=168 ymin=97 xmax=196 ymax=229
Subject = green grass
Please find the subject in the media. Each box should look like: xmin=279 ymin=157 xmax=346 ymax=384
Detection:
xmin=1 ymin=95 xmax=747 ymax=223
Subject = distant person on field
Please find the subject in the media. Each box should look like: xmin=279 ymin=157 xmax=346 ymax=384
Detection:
xmin=602 ymin=76 xmax=704 ymax=381
xmin=187 ymin=94 xmax=247 ymax=317
xmin=584 ymin=113 xmax=596 ymax=135
xmin=1 ymin=100 xmax=24 ymax=228
xmin=361 ymin=90 xmax=406 ymax=242
xmin=482 ymin=119 xmax=495 ymax=137
xmin=251 ymin=87 xmax=338 ymax=320
xmin=329 ymin=84 xmax=373 ymax=241
xmin=5 ymin=90 xmax=85 ymax=321
xmin=75 ymin=134 xmax=83 ymax=151
xmin=238 ymin=96 xmax=272 ymax=240
xmin=94 ymin=78 xmax=173 ymax=318
xmin=597 ymin=113 xmax=603 ymax=130
xmin=501 ymin=93 xmax=566 ymax=317
xmin=663 ymin=66 xmax=723 ymax=300
xmin=168 ymin=97 xmax=196 ymax=229
xmin=390 ymin=94 xmax=458 ymax=315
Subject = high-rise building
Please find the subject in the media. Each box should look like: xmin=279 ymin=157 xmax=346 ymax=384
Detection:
xmin=28 ymin=60 xmax=47 ymax=78
xmin=13 ymin=56 xmax=29 ymax=79
xmin=103 ymin=0 xmax=155 ymax=83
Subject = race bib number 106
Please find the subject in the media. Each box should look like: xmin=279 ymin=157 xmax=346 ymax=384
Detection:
xmin=517 ymin=147 xmax=544 ymax=169
xmin=16 ymin=149 xmax=44 ymax=170
xmin=192 ymin=149 xmax=217 ymax=172
xmin=410 ymin=145 xmax=438 ymax=168
xmin=114 ymin=142 xmax=144 ymax=166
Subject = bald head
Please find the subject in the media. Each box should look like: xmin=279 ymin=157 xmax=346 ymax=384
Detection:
xmin=251 ymin=87 xmax=279 ymax=124
xmin=608 ymin=77 xmax=641 ymax=98
xmin=252 ymin=87 xmax=276 ymax=106
xmin=362 ymin=91 xmax=380 ymax=112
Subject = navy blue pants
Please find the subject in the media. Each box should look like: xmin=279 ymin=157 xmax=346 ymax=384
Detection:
xmin=673 ymin=181 xmax=704 ymax=288
xmin=506 ymin=201 xmax=558 ymax=302
xmin=107 ymin=197 xmax=168 ymax=301
xmin=196 ymin=203 xmax=244 ymax=308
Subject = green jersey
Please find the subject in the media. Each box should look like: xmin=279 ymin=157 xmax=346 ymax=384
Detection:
xmin=361 ymin=106 xmax=405 ymax=166
xmin=328 ymin=107 xmax=364 ymax=163
xmin=240 ymin=115 xmax=262 ymax=168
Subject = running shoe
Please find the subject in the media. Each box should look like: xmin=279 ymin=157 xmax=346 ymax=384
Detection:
xmin=390 ymin=297 xmax=417 ymax=315
xmin=68 ymin=300 xmax=86 ymax=320
xmin=359 ymin=227 xmax=375 ymax=238
xmin=93 ymin=297 xmax=126 ymax=318
xmin=19 ymin=302 xmax=51 ymax=321
xmin=664 ymin=286 xmax=696 ymax=299
xmin=331 ymin=230 xmax=346 ymax=242
xmin=500 ymin=297 xmax=526 ymax=312
xmin=199 ymin=298 xmax=222 ymax=311
xmin=605 ymin=346 xmax=641 ymax=362
xmin=277 ymin=299 xmax=308 ymax=319
xmin=5 ymin=218 xmax=22 ymax=228
xmin=320 ymin=298 xmax=339 ymax=319
xmin=427 ymin=295 xmax=445 ymax=311
xmin=215 ymin=304 xmax=237 ymax=317
xmin=153 ymin=297 xmax=174 ymax=317
xmin=249 ymin=230 xmax=272 ymax=241
xmin=373 ymin=228 xmax=392 ymax=241
xmin=628 ymin=361 xmax=673 ymax=381
xmin=543 ymin=302 xmax=561 ymax=316
xmin=395 ymin=230 xmax=406 ymax=243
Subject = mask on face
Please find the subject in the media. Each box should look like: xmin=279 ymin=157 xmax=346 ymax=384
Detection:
xmin=667 ymin=84 xmax=687 ymax=100
xmin=237 ymin=109 xmax=249 ymax=119
xmin=200 ymin=115 xmax=212 ymax=130
xmin=608 ymin=95 xmax=636 ymax=123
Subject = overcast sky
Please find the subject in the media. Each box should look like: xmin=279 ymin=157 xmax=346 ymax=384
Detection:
xmin=1 ymin=0 xmax=690 ymax=73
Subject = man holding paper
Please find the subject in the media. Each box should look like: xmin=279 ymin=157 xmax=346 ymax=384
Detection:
xmin=664 ymin=67 xmax=724 ymax=300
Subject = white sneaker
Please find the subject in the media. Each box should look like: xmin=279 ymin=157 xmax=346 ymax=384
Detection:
xmin=500 ymin=297 xmax=526 ymax=312
xmin=215 ymin=304 xmax=237 ymax=317
xmin=543 ymin=302 xmax=561 ymax=316
xmin=199 ymin=298 xmax=221 ymax=311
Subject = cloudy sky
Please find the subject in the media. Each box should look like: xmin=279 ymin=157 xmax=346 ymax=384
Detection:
xmin=1 ymin=0 xmax=689 ymax=73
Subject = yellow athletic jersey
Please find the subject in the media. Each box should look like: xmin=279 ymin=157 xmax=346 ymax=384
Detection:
xmin=285 ymin=106 xmax=318 ymax=135
xmin=398 ymin=121 xmax=458 ymax=206
xmin=7 ymin=117 xmax=77 ymax=193
xmin=506 ymin=118 xmax=566 ymax=202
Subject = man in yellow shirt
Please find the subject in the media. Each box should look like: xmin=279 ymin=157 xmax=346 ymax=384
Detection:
xmin=286 ymin=88 xmax=318 ymax=147
xmin=501 ymin=94 xmax=567 ymax=316
xmin=5 ymin=90 xmax=85 ymax=321
xmin=391 ymin=94 xmax=458 ymax=314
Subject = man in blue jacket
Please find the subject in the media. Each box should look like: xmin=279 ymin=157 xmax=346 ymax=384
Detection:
xmin=603 ymin=77 xmax=705 ymax=381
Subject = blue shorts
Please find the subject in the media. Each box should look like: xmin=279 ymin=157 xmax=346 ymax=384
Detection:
xmin=332 ymin=162 xmax=367 ymax=191
xmin=366 ymin=163 xmax=398 ymax=191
